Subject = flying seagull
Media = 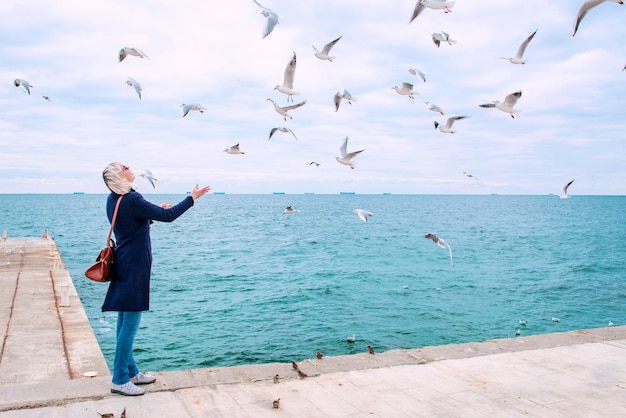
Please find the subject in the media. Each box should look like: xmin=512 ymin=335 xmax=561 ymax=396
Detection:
xmin=125 ymin=76 xmax=142 ymax=99
xmin=14 ymin=78 xmax=33 ymax=95
xmin=309 ymin=161 xmax=320 ymax=167
xmin=501 ymin=29 xmax=538 ymax=64
xmin=139 ymin=170 xmax=157 ymax=188
xmin=410 ymin=0 xmax=456 ymax=23
xmin=434 ymin=116 xmax=469 ymax=133
xmin=266 ymin=98 xmax=306 ymax=121
xmin=180 ymin=104 xmax=206 ymax=117
xmin=425 ymin=232 xmax=454 ymax=266
xmin=392 ymin=82 xmax=415 ymax=99
xmin=463 ymin=171 xmax=478 ymax=180
xmin=118 ymin=47 xmax=150 ymax=62
xmin=479 ymin=91 xmax=522 ymax=118
xmin=224 ymin=143 xmax=245 ymax=154
xmin=431 ymin=32 xmax=456 ymax=48
xmin=573 ymin=0 xmax=623 ymax=36
xmin=275 ymin=51 xmax=298 ymax=102
xmin=408 ymin=68 xmax=427 ymax=82
xmin=313 ymin=36 xmax=342 ymax=61
xmin=333 ymin=88 xmax=356 ymax=112
xmin=252 ymin=0 xmax=279 ymax=38
xmin=269 ymin=127 xmax=298 ymax=141
xmin=353 ymin=209 xmax=373 ymax=222
xmin=560 ymin=179 xmax=575 ymax=199
xmin=424 ymin=101 xmax=445 ymax=115
xmin=42 ymin=95 xmax=51 ymax=102
xmin=336 ymin=136 xmax=365 ymax=169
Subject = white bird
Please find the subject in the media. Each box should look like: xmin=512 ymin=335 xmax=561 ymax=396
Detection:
xmin=139 ymin=169 xmax=157 ymax=188
xmin=501 ymin=29 xmax=538 ymax=64
xmin=551 ymin=317 xmax=560 ymax=322
xmin=224 ymin=143 xmax=245 ymax=154
xmin=392 ymin=82 xmax=415 ymax=99
xmin=410 ymin=0 xmax=456 ymax=23
xmin=424 ymin=232 xmax=454 ymax=266
xmin=283 ymin=206 xmax=300 ymax=214
xmin=573 ymin=0 xmax=623 ymax=36
xmin=346 ymin=335 xmax=356 ymax=342
xmin=408 ymin=68 xmax=427 ymax=83
xmin=431 ymin=32 xmax=456 ymax=48
xmin=424 ymin=101 xmax=444 ymax=115
xmin=125 ymin=76 xmax=142 ymax=99
xmin=336 ymin=136 xmax=365 ymax=169
xmin=434 ymin=116 xmax=469 ymax=133
xmin=353 ymin=209 xmax=373 ymax=222
xmin=519 ymin=320 xmax=527 ymax=326
xmin=560 ymin=179 xmax=575 ymax=200
xmin=252 ymin=0 xmax=279 ymax=38
xmin=608 ymin=321 xmax=614 ymax=326
xmin=479 ymin=91 xmax=522 ymax=118
xmin=266 ymin=98 xmax=306 ymax=121
xmin=14 ymin=79 xmax=33 ymax=95
xmin=180 ymin=104 xmax=207 ymax=117
xmin=118 ymin=47 xmax=150 ymax=62
xmin=333 ymin=88 xmax=356 ymax=112
xmin=313 ymin=36 xmax=342 ymax=61
xmin=269 ymin=127 xmax=298 ymax=141
xmin=275 ymin=52 xmax=298 ymax=102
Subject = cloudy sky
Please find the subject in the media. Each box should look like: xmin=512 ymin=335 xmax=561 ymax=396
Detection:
xmin=1 ymin=0 xmax=624 ymax=195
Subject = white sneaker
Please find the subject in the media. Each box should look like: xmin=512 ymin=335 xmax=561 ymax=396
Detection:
xmin=111 ymin=381 xmax=145 ymax=396
xmin=130 ymin=372 xmax=157 ymax=385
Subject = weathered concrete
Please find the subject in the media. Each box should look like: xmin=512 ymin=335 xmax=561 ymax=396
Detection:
xmin=1 ymin=237 xmax=625 ymax=417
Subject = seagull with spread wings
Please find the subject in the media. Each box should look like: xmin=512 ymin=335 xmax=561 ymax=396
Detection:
xmin=274 ymin=52 xmax=298 ymax=102
xmin=252 ymin=0 xmax=279 ymax=38
xmin=410 ymin=0 xmax=455 ymax=23
xmin=269 ymin=127 xmax=298 ymax=141
xmin=313 ymin=36 xmax=342 ymax=61
xmin=434 ymin=116 xmax=469 ymax=133
xmin=336 ymin=136 xmax=365 ymax=169
xmin=266 ymin=98 xmax=306 ymax=121
xmin=125 ymin=77 xmax=142 ymax=99
xmin=501 ymin=29 xmax=538 ymax=64
xmin=573 ymin=0 xmax=623 ymax=37
xmin=479 ymin=91 xmax=522 ymax=118
xmin=118 ymin=47 xmax=150 ymax=62
xmin=333 ymin=88 xmax=356 ymax=112
xmin=14 ymin=78 xmax=33 ymax=95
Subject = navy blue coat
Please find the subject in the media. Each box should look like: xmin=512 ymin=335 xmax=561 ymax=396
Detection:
xmin=102 ymin=191 xmax=194 ymax=312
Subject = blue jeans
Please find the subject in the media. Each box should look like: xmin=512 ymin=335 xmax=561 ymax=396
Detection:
xmin=112 ymin=311 xmax=141 ymax=384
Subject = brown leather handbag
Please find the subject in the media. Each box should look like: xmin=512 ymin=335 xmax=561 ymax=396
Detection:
xmin=85 ymin=195 xmax=123 ymax=282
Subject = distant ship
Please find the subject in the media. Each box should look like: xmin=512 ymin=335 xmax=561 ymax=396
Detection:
xmin=340 ymin=192 xmax=355 ymax=195
xmin=73 ymin=192 xmax=85 ymax=195
xmin=213 ymin=192 xmax=225 ymax=194
xmin=273 ymin=192 xmax=285 ymax=195
xmin=383 ymin=192 xmax=391 ymax=195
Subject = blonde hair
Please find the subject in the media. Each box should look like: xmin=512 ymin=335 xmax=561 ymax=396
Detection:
xmin=102 ymin=162 xmax=133 ymax=195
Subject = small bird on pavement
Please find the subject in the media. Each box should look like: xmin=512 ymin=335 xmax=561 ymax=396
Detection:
xmin=273 ymin=398 xmax=280 ymax=409
xmin=367 ymin=345 xmax=375 ymax=355
xmin=316 ymin=351 xmax=324 ymax=359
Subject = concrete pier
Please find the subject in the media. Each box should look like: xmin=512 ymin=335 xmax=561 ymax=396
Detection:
xmin=1 ymin=237 xmax=625 ymax=417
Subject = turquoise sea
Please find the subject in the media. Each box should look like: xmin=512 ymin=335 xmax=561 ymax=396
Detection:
xmin=1 ymin=194 xmax=625 ymax=372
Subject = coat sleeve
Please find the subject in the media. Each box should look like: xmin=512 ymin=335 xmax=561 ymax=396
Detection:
xmin=128 ymin=192 xmax=195 ymax=222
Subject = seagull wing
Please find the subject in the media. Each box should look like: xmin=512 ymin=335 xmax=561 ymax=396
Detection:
xmin=479 ymin=102 xmax=496 ymax=108
xmin=339 ymin=136 xmax=349 ymax=157
xmin=503 ymin=91 xmax=522 ymax=107
xmin=283 ymin=100 xmax=306 ymax=111
xmin=402 ymin=82 xmax=414 ymax=91
xmin=263 ymin=11 xmax=279 ymax=38
xmin=445 ymin=116 xmax=467 ymax=129
xmin=410 ymin=0 xmax=426 ymax=23
xmin=321 ymin=36 xmax=342 ymax=54
xmin=563 ymin=179 xmax=575 ymax=194
xmin=515 ymin=29 xmax=538 ymax=59
xmin=345 ymin=149 xmax=365 ymax=161
xmin=283 ymin=52 xmax=297 ymax=89
xmin=333 ymin=92 xmax=342 ymax=112
xmin=573 ymin=0 xmax=605 ymax=36
xmin=268 ymin=127 xmax=278 ymax=140
xmin=118 ymin=48 xmax=128 ymax=62
xmin=286 ymin=128 xmax=298 ymax=141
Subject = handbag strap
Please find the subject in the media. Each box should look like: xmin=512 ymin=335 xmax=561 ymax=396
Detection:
xmin=106 ymin=195 xmax=124 ymax=245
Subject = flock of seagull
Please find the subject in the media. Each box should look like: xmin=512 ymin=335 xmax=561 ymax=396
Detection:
xmin=11 ymin=1 xmax=618 ymax=202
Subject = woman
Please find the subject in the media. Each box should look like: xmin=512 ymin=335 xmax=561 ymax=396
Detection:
xmin=102 ymin=162 xmax=210 ymax=396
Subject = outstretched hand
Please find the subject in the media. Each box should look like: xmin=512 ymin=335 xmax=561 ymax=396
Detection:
xmin=191 ymin=184 xmax=211 ymax=201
